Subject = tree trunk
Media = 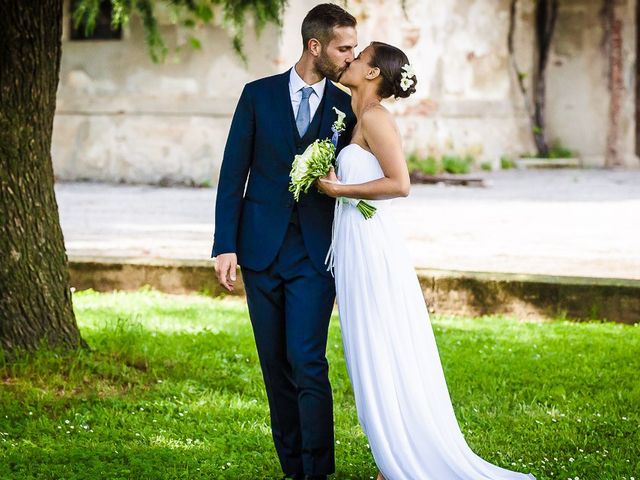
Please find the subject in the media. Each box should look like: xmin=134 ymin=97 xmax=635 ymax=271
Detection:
xmin=533 ymin=0 xmax=559 ymax=157
xmin=604 ymin=0 xmax=624 ymax=168
xmin=0 ymin=0 xmax=86 ymax=354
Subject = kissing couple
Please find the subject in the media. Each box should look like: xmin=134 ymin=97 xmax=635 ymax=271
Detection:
xmin=213 ymin=3 xmax=535 ymax=479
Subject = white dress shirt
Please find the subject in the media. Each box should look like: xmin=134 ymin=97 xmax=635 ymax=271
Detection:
xmin=289 ymin=66 xmax=326 ymax=121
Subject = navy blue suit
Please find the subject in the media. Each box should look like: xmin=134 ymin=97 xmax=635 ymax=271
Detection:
xmin=212 ymin=69 xmax=355 ymax=476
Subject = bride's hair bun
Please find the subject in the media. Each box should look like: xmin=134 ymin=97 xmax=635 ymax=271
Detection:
xmin=370 ymin=41 xmax=417 ymax=100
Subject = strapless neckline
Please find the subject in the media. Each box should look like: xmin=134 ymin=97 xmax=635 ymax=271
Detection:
xmin=342 ymin=143 xmax=375 ymax=157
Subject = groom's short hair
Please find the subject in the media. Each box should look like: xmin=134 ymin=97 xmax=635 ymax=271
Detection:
xmin=301 ymin=3 xmax=357 ymax=49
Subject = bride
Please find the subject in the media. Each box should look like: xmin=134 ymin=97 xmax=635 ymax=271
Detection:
xmin=315 ymin=42 xmax=536 ymax=480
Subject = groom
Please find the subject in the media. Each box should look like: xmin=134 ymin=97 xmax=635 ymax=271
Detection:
xmin=212 ymin=4 xmax=357 ymax=479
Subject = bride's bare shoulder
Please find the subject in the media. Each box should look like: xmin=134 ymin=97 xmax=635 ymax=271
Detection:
xmin=361 ymin=103 xmax=392 ymax=121
xmin=361 ymin=104 xmax=399 ymax=135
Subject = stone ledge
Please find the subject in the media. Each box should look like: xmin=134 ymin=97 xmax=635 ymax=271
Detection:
xmin=515 ymin=157 xmax=582 ymax=169
xmin=68 ymin=256 xmax=640 ymax=324
xmin=416 ymin=268 xmax=640 ymax=324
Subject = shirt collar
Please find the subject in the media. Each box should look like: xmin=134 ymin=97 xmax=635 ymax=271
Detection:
xmin=289 ymin=66 xmax=326 ymax=99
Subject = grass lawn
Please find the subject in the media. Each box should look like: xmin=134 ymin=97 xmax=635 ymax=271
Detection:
xmin=1 ymin=289 xmax=639 ymax=479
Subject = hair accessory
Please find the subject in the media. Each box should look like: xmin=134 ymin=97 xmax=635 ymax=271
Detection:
xmin=400 ymin=64 xmax=415 ymax=92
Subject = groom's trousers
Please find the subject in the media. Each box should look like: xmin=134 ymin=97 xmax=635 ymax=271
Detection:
xmin=241 ymin=211 xmax=336 ymax=476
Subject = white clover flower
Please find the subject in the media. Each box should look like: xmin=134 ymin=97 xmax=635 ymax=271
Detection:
xmin=400 ymin=77 xmax=413 ymax=91
xmin=399 ymin=62 xmax=416 ymax=92
xmin=402 ymin=64 xmax=416 ymax=78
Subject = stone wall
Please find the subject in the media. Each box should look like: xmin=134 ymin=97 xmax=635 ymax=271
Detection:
xmin=66 ymin=257 xmax=640 ymax=324
xmin=343 ymin=0 xmax=537 ymax=167
xmin=53 ymin=2 xmax=280 ymax=185
xmin=546 ymin=0 xmax=638 ymax=167
xmin=52 ymin=0 xmax=639 ymax=185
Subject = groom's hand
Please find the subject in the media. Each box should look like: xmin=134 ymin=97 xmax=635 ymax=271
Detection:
xmin=215 ymin=253 xmax=237 ymax=292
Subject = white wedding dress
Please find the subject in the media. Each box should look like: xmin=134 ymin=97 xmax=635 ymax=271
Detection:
xmin=325 ymin=144 xmax=536 ymax=480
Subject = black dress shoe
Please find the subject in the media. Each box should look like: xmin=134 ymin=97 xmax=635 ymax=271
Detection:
xmin=305 ymin=476 xmax=327 ymax=480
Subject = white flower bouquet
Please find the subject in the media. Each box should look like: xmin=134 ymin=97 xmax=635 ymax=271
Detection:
xmin=288 ymin=107 xmax=377 ymax=219
xmin=289 ymin=139 xmax=336 ymax=202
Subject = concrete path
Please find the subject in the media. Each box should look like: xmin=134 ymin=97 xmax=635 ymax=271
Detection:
xmin=56 ymin=169 xmax=640 ymax=280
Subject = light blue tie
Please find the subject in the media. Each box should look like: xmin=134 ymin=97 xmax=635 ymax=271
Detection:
xmin=296 ymin=86 xmax=314 ymax=137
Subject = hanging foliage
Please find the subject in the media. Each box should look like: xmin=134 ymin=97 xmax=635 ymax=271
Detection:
xmin=72 ymin=0 xmax=288 ymax=63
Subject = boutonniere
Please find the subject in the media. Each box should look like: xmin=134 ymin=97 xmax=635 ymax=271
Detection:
xmin=330 ymin=107 xmax=346 ymax=147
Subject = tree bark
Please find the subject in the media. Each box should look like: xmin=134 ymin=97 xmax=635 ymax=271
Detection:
xmin=604 ymin=0 xmax=624 ymax=167
xmin=508 ymin=0 xmax=537 ymax=151
xmin=532 ymin=0 xmax=559 ymax=157
xmin=0 ymin=0 xmax=86 ymax=354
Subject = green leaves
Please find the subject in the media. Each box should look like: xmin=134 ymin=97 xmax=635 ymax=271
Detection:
xmin=289 ymin=139 xmax=336 ymax=202
xmin=110 ymin=0 xmax=131 ymax=28
xmin=71 ymin=0 xmax=287 ymax=64
xmin=195 ymin=3 xmax=213 ymax=23
xmin=72 ymin=0 xmax=101 ymax=37
xmin=136 ymin=0 xmax=167 ymax=63
xmin=188 ymin=36 xmax=202 ymax=50
xmin=355 ymin=201 xmax=376 ymax=219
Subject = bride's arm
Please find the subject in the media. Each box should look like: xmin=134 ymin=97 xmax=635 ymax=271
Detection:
xmin=317 ymin=106 xmax=410 ymax=200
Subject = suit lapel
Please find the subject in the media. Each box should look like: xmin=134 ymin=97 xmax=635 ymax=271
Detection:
xmin=275 ymin=69 xmax=297 ymax=158
xmin=318 ymin=81 xmax=338 ymax=141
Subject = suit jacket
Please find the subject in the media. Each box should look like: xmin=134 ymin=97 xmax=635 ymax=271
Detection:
xmin=212 ymin=69 xmax=356 ymax=276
